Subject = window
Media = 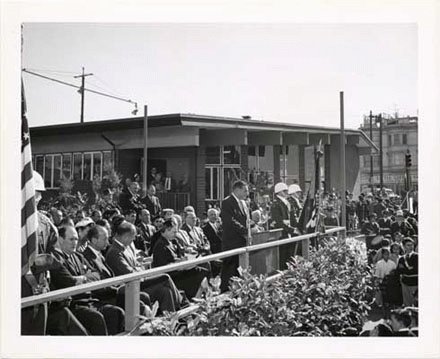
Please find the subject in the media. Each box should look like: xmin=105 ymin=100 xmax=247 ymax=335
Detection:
xmin=73 ymin=153 xmax=82 ymax=180
xmin=223 ymin=145 xmax=240 ymax=165
xmin=103 ymin=151 xmax=113 ymax=174
xmin=393 ymin=134 xmax=401 ymax=145
xmin=205 ymin=167 xmax=219 ymax=200
xmin=62 ymin=154 xmax=72 ymax=179
xmin=44 ymin=155 xmax=53 ymax=188
xmin=35 ymin=155 xmax=44 ymax=177
xmin=33 ymin=151 xmax=113 ymax=188
xmin=83 ymin=153 xmax=92 ymax=180
xmin=224 ymin=167 xmax=241 ymax=196
xmin=388 ymin=135 xmax=392 ymax=146
xmin=402 ymin=134 xmax=407 ymax=145
xmin=53 ymin=154 xmax=62 ymax=187
xmin=93 ymin=152 xmax=102 ymax=179
xmin=392 ymin=152 xmax=404 ymax=166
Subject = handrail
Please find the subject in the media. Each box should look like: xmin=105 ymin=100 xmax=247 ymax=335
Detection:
xmin=22 ymin=226 xmax=345 ymax=309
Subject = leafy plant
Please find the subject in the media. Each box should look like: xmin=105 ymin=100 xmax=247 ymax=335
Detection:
xmin=129 ymin=236 xmax=374 ymax=336
xmin=101 ymin=164 xmax=122 ymax=192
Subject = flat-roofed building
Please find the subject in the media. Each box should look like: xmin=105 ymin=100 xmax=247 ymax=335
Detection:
xmin=30 ymin=113 xmax=376 ymax=214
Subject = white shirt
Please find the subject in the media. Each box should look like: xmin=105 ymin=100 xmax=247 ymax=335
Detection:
xmin=374 ymin=259 xmax=396 ymax=279
xmin=209 ymin=221 xmax=218 ymax=233
xmin=88 ymin=244 xmax=103 ymax=259
xmin=231 ymin=193 xmax=247 ymax=215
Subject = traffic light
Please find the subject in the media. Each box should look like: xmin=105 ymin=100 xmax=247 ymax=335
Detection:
xmin=405 ymin=150 xmax=412 ymax=167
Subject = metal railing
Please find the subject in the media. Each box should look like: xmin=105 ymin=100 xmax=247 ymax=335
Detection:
xmin=22 ymin=226 xmax=346 ymax=332
xmin=156 ymin=192 xmax=191 ymax=211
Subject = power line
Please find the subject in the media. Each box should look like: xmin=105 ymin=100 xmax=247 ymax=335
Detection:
xmin=22 ymin=68 xmax=138 ymax=107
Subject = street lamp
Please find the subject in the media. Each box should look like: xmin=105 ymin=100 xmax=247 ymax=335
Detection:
xmin=375 ymin=114 xmax=384 ymax=193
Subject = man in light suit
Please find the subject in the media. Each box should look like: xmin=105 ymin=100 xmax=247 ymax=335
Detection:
xmin=202 ymin=208 xmax=223 ymax=277
xmin=220 ymin=180 xmax=250 ymax=293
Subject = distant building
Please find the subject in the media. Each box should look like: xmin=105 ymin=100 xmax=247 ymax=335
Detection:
xmin=358 ymin=115 xmax=418 ymax=194
xmin=30 ymin=113 xmax=375 ymax=214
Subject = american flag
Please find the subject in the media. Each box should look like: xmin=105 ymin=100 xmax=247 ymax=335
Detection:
xmin=21 ymin=80 xmax=38 ymax=276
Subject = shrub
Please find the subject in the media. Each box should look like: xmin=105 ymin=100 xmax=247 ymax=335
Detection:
xmin=131 ymin=236 xmax=374 ymax=336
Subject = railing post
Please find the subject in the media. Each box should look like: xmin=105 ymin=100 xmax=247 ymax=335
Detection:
xmin=302 ymin=237 xmax=310 ymax=260
xmin=239 ymin=251 xmax=250 ymax=269
xmin=125 ymin=280 xmax=140 ymax=332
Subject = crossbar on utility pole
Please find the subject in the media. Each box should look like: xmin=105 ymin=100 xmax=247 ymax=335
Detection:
xmin=340 ymin=92 xmax=346 ymax=230
xmin=74 ymin=67 xmax=93 ymax=123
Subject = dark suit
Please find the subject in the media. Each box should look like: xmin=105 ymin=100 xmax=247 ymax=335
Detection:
xmin=118 ymin=189 xmax=142 ymax=214
xmin=202 ymin=222 xmax=222 ymax=254
xmin=82 ymin=246 xmax=151 ymax=310
xmin=390 ymin=220 xmax=415 ymax=238
xmin=50 ymin=248 xmax=124 ymax=335
xmin=140 ymin=195 xmax=162 ymax=217
xmin=220 ymin=195 xmax=249 ymax=293
xmin=202 ymin=222 xmax=223 ymax=277
xmin=105 ymin=240 xmax=183 ymax=313
xmin=152 ymin=235 xmax=207 ymax=299
xmin=135 ymin=222 xmax=156 ymax=253
xmin=271 ymin=196 xmax=297 ymax=269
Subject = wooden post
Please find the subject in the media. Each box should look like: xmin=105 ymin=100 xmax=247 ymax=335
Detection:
xmin=125 ymin=280 xmax=140 ymax=332
xmin=143 ymin=105 xmax=148 ymax=193
xmin=340 ymin=91 xmax=347 ymax=229
xmin=302 ymin=238 xmax=310 ymax=260
xmin=239 ymin=252 xmax=250 ymax=269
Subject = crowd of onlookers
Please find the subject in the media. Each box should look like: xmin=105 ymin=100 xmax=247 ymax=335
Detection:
xmin=24 ymin=168 xmax=418 ymax=336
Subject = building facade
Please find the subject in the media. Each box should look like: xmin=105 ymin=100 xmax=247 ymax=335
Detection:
xmin=30 ymin=113 xmax=375 ymax=214
xmin=358 ymin=115 xmax=418 ymax=194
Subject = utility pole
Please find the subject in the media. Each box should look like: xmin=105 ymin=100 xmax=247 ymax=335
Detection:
xmin=369 ymin=110 xmax=373 ymax=192
xmin=339 ymin=91 xmax=346 ymax=230
xmin=377 ymin=114 xmax=384 ymax=192
xmin=74 ymin=67 xmax=93 ymax=123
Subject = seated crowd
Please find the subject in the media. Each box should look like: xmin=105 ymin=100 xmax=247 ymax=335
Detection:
xmin=23 ymin=181 xmax=230 ymax=336
xmin=24 ymin=176 xmax=418 ymax=336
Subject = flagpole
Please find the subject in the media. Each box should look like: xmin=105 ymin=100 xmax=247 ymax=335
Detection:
xmin=340 ymin=91 xmax=347 ymax=231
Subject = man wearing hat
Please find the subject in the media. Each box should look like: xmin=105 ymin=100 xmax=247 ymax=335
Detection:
xmin=378 ymin=208 xmax=393 ymax=235
xmin=271 ymin=182 xmax=297 ymax=269
xmin=361 ymin=213 xmax=381 ymax=262
xmin=391 ymin=210 xmax=415 ymax=239
xmin=75 ymin=217 xmax=95 ymax=253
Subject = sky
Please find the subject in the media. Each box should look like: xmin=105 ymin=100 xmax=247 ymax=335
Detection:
xmin=22 ymin=23 xmax=417 ymax=129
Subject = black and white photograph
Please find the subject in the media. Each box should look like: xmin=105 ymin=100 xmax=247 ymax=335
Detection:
xmin=1 ymin=1 xmax=439 ymax=358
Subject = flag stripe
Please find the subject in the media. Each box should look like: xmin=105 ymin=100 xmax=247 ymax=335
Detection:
xmin=22 ymin=180 xmax=35 ymax=205
xmin=21 ymin=232 xmax=37 ymax=275
xmin=22 ymin=161 xmax=33 ymax=189
xmin=21 ymin=79 xmax=38 ymax=283
xmin=22 ymin=213 xmax=37 ymax=246
xmin=21 ymin=196 xmax=37 ymax=227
